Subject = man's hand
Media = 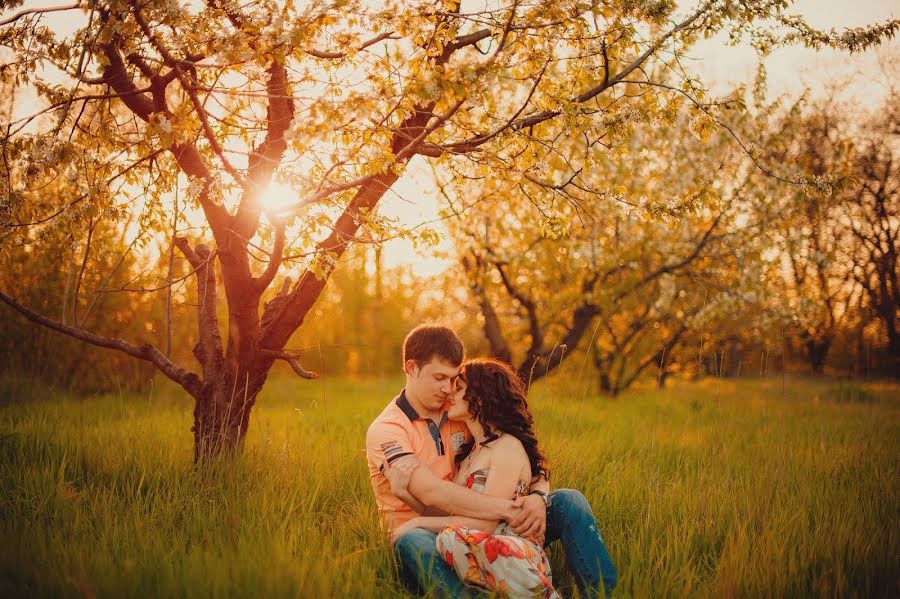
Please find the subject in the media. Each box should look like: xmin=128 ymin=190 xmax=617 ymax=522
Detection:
xmin=383 ymin=457 xmax=420 ymax=497
xmin=509 ymin=494 xmax=547 ymax=543
xmin=389 ymin=517 xmax=420 ymax=548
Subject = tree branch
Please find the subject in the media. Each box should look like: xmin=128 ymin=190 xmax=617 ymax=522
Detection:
xmin=0 ymin=3 xmax=80 ymax=27
xmin=307 ymin=31 xmax=399 ymax=59
xmin=0 ymin=290 xmax=202 ymax=395
xmin=101 ymin=41 xmax=230 ymax=241
xmin=494 ymin=261 xmax=543 ymax=356
xmin=236 ymin=60 xmax=295 ymax=239
xmin=173 ymin=238 xmax=225 ymax=378
xmin=254 ymin=222 xmax=285 ymax=292
xmin=259 ymin=350 xmax=318 ymax=379
xmin=461 ymin=254 xmax=512 ymax=363
xmin=128 ymin=0 xmax=243 ymax=184
xmin=444 ymin=28 xmax=492 ymax=54
xmin=278 ymin=96 xmax=466 ymax=215
xmin=445 ymin=1 xmax=714 ymax=153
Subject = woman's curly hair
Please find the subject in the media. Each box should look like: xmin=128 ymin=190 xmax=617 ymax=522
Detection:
xmin=455 ymin=358 xmax=549 ymax=480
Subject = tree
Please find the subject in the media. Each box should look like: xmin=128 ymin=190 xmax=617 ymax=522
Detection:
xmin=1 ymin=1 xmax=896 ymax=459
xmin=845 ymin=95 xmax=899 ymax=365
xmin=761 ymin=101 xmax=859 ymax=373
xmin=0 ymin=205 xmax=160 ymax=391
xmin=444 ymin=98 xmax=769 ymax=392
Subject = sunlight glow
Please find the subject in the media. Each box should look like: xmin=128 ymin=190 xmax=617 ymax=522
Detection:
xmin=261 ymin=182 xmax=300 ymax=218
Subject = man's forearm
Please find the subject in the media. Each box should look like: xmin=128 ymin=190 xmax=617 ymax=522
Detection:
xmin=416 ymin=479 xmax=515 ymax=520
xmin=412 ymin=515 xmax=499 ymax=534
xmin=397 ymin=490 xmax=427 ymax=514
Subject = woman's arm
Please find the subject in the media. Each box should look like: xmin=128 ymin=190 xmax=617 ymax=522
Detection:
xmin=383 ymin=459 xmax=428 ymax=513
xmin=530 ymin=473 xmax=550 ymax=495
xmin=508 ymin=474 xmax=550 ymax=542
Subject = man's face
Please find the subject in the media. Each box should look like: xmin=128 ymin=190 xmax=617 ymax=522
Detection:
xmin=405 ymin=357 xmax=460 ymax=414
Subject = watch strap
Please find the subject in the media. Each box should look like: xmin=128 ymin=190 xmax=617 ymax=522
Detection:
xmin=528 ymin=489 xmax=550 ymax=507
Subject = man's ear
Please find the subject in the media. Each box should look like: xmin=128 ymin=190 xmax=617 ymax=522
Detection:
xmin=404 ymin=359 xmax=418 ymax=376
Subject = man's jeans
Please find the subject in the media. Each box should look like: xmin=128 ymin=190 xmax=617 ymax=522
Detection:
xmin=393 ymin=489 xmax=618 ymax=597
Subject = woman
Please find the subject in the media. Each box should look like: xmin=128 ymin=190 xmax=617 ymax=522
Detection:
xmin=390 ymin=358 xmax=560 ymax=599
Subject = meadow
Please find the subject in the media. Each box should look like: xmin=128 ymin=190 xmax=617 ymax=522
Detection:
xmin=0 ymin=373 xmax=897 ymax=598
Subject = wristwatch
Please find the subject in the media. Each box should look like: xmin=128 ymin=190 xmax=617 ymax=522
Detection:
xmin=528 ymin=489 xmax=551 ymax=508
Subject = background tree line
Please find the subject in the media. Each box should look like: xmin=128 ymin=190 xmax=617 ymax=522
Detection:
xmin=4 ymin=72 xmax=896 ymax=394
xmin=1 ymin=1 xmax=896 ymax=422
xmin=443 ymin=78 xmax=898 ymax=393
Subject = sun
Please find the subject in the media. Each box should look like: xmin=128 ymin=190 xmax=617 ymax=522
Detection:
xmin=260 ymin=181 xmax=298 ymax=217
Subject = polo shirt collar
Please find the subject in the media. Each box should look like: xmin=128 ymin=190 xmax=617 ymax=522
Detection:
xmin=397 ymin=389 xmax=449 ymax=457
xmin=397 ymin=389 xmax=420 ymax=421
xmin=397 ymin=389 xmax=448 ymax=427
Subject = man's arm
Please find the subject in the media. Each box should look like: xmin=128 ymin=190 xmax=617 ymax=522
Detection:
xmin=396 ymin=455 xmax=520 ymax=522
xmin=508 ymin=473 xmax=550 ymax=541
xmin=366 ymin=421 xmax=425 ymax=512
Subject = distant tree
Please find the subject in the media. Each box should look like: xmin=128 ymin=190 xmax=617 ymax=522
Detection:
xmin=845 ymin=96 xmax=899 ymax=366
xmin=0 ymin=212 xmax=159 ymax=391
xmin=445 ymin=101 xmax=773 ymax=392
xmin=1 ymin=1 xmax=895 ymax=458
xmin=761 ymin=101 xmax=859 ymax=373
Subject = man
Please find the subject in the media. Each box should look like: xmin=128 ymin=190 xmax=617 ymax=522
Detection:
xmin=366 ymin=325 xmax=618 ymax=597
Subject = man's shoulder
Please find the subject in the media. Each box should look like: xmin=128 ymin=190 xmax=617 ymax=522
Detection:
xmin=366 ymin=397 xmax=406 ymax=434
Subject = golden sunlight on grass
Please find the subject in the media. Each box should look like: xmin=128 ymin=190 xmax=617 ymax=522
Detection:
xmin=1 ymin=375 xmax=896 ymax=597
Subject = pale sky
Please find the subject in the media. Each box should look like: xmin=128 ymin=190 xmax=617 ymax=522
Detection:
xmin=689 ymin=0 xmax=898 ymax=104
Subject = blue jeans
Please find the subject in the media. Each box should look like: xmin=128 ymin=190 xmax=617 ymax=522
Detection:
xmin=393 ymin=489 xmax=618 ymax=597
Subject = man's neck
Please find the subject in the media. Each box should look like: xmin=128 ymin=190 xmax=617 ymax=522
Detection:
xmin=404 ymin=388 xmax=442 ymax=421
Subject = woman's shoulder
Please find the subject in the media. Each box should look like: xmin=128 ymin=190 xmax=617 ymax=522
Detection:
xmin=488 ymin=433 xmax=527 ymax=458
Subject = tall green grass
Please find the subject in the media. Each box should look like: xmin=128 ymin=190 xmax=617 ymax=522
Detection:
xmin=1 ymin=374 xmax=897 ymax=598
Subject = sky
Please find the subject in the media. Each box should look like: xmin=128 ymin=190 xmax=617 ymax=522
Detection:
xmin=689 ymin=0 xmax=898 ymax=103
xmin=4 ymin=0 xmax=898 ymax=277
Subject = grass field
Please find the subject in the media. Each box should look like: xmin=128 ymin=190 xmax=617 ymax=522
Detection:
xmin=0 ymin=373 xmax=897 ymax=598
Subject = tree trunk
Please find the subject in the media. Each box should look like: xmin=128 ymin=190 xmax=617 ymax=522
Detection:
xmin=598 ymin=372 xmax=613 ymax=396
xmin=191 ymin=356 xmax=275 ymax=461
xmin=805 ymin=337 xmax=832 ymax=375
xmin=658 ymin=369 xmax=671 ymax=389
xmin=193 ymin=387 xmax=244 ymax=461
xmin=885 ymin=317 xmax=900 ymax=358
xmin=725 ymin=345 xmax=743 ymax=377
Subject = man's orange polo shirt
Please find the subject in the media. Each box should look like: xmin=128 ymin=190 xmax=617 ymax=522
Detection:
xmin=366 ymin=390 xmax=470 ymax=532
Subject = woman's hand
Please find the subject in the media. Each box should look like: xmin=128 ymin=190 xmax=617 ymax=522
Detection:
xmin=389 ymin=517 xmax=421 ymax=547
xmin=384 ymin=457 xmax=420 ymax=498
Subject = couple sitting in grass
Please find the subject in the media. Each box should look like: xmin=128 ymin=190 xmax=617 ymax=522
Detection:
xmin=366 ymin=325 xmax=618 ymax=598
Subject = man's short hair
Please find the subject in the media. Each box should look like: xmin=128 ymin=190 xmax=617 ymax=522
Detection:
xmin=402 ymin=325 xmax=464 ymax=367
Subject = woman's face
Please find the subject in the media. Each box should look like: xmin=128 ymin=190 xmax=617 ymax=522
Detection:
xmin=446 ymin=378 xmax=471 ymax=421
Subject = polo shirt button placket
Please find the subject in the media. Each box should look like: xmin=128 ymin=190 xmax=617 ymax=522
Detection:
xmin=427 ymin=420 xmax=444 ymax=456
